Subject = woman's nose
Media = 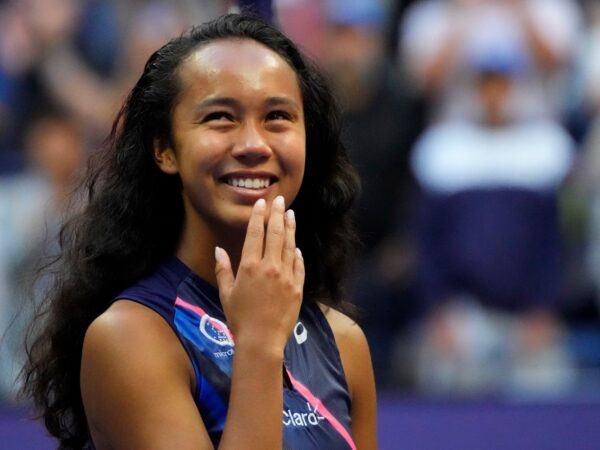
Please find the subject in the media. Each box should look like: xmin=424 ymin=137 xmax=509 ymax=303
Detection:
xmin=231 ymin=121 xmax=272 ymax=162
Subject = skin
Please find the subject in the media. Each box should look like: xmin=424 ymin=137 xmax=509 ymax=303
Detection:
xmin=80 ymin=38 xmax=377 ymax=449
xmin=476 ymin=73 xmax=512 ymax=127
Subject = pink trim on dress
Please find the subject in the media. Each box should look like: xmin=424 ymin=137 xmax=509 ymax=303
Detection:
xmin=286 ymin=368 xmax=357 ymax=450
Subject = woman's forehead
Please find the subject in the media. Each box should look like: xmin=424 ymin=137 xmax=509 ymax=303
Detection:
xmin=185 ymin=38 xmax=293 ymax=76
xmin=175 ymin=38 xmax=302 ymax=103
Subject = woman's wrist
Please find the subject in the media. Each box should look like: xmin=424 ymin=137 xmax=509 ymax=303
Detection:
xmin=233 ymin=333 xmax=287 ymax=365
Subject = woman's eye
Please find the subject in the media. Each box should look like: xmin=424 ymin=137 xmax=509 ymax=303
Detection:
xmin=267 ymin=110 xmax=291 ymax=121
xmin=204 ymin=112 xmax=234 ymax=122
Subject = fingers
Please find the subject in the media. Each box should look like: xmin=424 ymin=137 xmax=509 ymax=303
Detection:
xmin=214 ymin=246 xmax=234 ymax=300
xmin=282 ymin=209 xmax=297 ymax=269
xmin=240 ymin=198 xmax=267 ymax=260
xmin=222 ymin=197 xmax=304 ymax=345
xmin=263 ymin=195 xmax=286 ymax=261
xmin=240 ymin=196 xmax=299 ymax=275
xmin=293 ymin=248 xmax=305 ymax=287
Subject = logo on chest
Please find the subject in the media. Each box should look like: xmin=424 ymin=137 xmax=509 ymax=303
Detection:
xmin=293 ymin=321 xmax=308 ymax=344
xmin=283 ymin=402 xmax=325 ymax=427
xmin=199 ymin=314 xmax=235 ymax=346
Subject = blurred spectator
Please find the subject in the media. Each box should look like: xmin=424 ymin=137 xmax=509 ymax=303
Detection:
xmin=400 ymin=0 xmax=582 ymax=123
xmin=32 ymin=0 xmax=195 ymax=142
xmin=405 ymin=52 xmax=577 ymax=395
xmin=0 ymin=0 xmax=103 ymax=171
xmin=579 ymin=2 xmax=600 ymax=296
xmin=571 ymin=2 xmax=600 ymax=379
xmin=320 ymin=0 xmax=422 ymax=386
xmin=0 ymin=109 xmax=85 ymax=403
xmin=324 ymin=0 xmax=416 ymax=253
xmin=0 ymin=0 xmax=220 ymax=174
xmin=275 ymin=0 xmax=327 ymax=60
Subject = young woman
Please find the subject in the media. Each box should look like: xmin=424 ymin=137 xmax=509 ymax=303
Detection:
xmin=24 ymin=14 xmax=377 ymax=450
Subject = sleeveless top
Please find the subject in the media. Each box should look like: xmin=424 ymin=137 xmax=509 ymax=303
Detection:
xmin=116 ymin=257 xmax=356 ymax=450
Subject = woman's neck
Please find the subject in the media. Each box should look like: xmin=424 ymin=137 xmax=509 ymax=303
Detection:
xmin=175 ymin=216 xmax=245 ymax=286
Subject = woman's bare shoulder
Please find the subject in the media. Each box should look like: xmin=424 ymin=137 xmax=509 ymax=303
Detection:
xmin=83 ymin=300 xmax=183 ymax=365
xmin=86 ymin=300 xmax=169 ymax=341
xmin=319 ymin=303 xmax=365 ymax=346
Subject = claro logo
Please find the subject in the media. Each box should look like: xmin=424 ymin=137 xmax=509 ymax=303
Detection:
xmin=283 ymin=402 xmax=325 ymax=427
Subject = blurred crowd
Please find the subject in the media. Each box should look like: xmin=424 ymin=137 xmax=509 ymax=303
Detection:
xmin=2 ymin=0 xmax=600 ymax=404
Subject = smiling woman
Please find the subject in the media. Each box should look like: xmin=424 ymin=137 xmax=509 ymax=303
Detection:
xmin=154 ymin=38 xmax=306 ymax=236
xmin=22 ymin=13 xmax=376 ymax=450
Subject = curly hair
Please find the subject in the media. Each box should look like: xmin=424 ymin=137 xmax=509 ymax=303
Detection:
xmin=22 ymin=13 xmax=359 ymax=449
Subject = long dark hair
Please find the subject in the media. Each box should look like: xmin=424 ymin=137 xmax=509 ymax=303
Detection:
xmin=23 ymin=13 xmax=359 ymax=449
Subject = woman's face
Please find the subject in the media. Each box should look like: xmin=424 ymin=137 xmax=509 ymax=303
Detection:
xmin=157 ymin=38 xmax=306 ymax=232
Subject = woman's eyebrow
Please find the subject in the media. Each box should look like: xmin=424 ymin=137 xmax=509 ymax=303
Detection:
xmin=193 ymin=96 xmax=300 ymax=113
xmin=195 ymin=96 xmax=239 ymax=109
xmin=264 ymin=96 xmax=300 ymax=108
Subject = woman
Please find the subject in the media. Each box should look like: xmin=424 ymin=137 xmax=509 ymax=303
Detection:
xmin=24 ymin=13 xmax=377 ymax=450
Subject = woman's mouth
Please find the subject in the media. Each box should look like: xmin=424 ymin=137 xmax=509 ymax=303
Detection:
xmin=225 ymin=176 xmax=274 ymax=189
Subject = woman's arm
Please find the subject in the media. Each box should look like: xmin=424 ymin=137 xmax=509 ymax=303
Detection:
xmin=324 ymin=307 xmax=378 ymax=450
xmin=81 ymin=301 xmax=213 ymax=449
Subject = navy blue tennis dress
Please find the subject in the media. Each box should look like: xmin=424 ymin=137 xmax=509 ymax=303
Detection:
xmin=116 ymin=257 xmax=356 ymax=450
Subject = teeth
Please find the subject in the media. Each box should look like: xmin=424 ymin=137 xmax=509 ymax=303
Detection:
xmin=227 ymin=177 xmax=271 ymax=189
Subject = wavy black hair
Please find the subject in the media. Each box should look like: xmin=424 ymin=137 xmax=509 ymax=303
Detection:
xmin=22 ymin=13 xmax=359 ymax=449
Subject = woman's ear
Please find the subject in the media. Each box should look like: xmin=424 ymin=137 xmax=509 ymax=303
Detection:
xmin=153 ymin=137 xmax=179 ymax=174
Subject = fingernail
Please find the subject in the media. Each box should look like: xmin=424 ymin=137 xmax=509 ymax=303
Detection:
xmin=286 ymin=209 xmax=295 ymax=223
xmin=215 ymin=246 xmax=225 ymax=261
xmin=275 ymin=195 xmax=285 ymax=208
xmin=296 ymin=248 xmax=302 ymax=258
xmin=255 ymin=198 xmax=266 ymax=210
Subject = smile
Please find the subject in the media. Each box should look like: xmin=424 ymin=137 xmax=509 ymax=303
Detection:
xmin=226 ymin=177 xmax=272 ymax=189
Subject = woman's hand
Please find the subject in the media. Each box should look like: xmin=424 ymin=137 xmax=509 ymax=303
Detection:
xmin=214 ymin=195 xmax=305 ymax=354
